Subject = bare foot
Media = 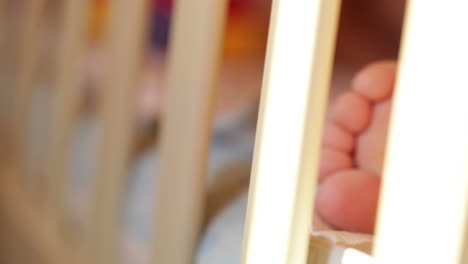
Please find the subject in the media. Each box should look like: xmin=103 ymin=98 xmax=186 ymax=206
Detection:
xmin=316 ymin=61 xmax=397 ymax=234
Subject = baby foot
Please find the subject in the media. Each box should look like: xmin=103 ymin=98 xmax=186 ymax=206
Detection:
xmin=316 ymin=61 xmax=397 ymax=234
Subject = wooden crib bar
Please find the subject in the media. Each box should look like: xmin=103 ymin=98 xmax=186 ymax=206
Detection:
xmin=10 ymin=0 xmax=46 ymax=181
xmin=241 ymin=0 xmax=341 ymax=263
xmin=1 ymin=175 xmax=72 ymax=264
xmin=374 ymin=0 xmax=468 ymax=263
xmin=0 ymin=0 xmax=8 ymax=165
xmin=47 ymin=0 xmax=90 ymax=238
xmin=88 ymin=0 xmax=147 ymax=263
xmin=152 ymin=0 xmax=229 ymax=263
xmin=0 ymin=2 xmax=75 ymax=263
xmin=0 ymin=0 xmax=3 ymax=48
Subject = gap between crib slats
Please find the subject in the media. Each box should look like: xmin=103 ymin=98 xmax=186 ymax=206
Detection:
xmin=374 ymin=0 xmax=468 ymax=263
xmin=151 ymin=0 xmax=229 ymax=263
xmin=87 ymin=0 xmax=147 ymax=263
xmin=46 ymin=0 xmax=90 ymax=256
xmin=241 ymin=0 xmax=341 ymax=263
xmin=9 ymin=0 xmax=46 ymax=186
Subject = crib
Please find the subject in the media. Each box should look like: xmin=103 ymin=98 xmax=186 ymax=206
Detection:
xmin=0 ymin=0 xmax=467 ymax=263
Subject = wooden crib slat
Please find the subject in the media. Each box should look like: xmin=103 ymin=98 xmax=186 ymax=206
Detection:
xmin=88 ymin=0 xmax=147 ymax=263
xmin=10 ymin=0 xmax=46 ymax=178
xmin=0 ymin=0 xmax=7 ymax=168
xmin=462 ymin=230 xmax=468 ymax=264
xmin=0 ymin=0 xmax=3 ymax=37
xmin=47 ymin=0 xmax=90 ymax=239
xmin=374 ymin=1 xmax=468 ymax=263
xmin=152 ymin=0 xmax=228 ymax=263
xmin=241 ymin=0 xmax=341 ymax=263
xmin=0 ymin=175 xmax=74 ymax=264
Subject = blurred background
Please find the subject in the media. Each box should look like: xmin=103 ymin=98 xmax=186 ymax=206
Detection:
xmin=0 ymin=0 xmax=404 ymax=263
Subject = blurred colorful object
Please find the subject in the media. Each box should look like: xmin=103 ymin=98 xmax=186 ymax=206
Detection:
xmin=89 ymin=0 xmax=108 ymax=41
xmin=90 ymin=0 xmax=268 ymax=57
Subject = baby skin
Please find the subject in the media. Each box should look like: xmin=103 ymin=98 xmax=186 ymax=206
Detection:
xmin=317 ymin=60 xmax=397 ymax=234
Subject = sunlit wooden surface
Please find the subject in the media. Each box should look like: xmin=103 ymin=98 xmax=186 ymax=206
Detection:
xmin=374 ymin=0 xmax=468 ymax=263
xmin=241 ymin=0 xmax=341 ymax=263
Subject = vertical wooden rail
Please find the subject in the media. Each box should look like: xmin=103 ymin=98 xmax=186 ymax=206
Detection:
xmin=152 ymin=0 xmax=228 ymax=263
xmin=374 ymin=0 xmax=468 ymax=263
xmin=1 ymin=2 xmax=77 ymax=264
xmin=47 ymin=0 xmax=90 ymax=238
xmin=10 ymin=0 xmax=46 ymax=173
xmin=0 ymin=2 xmax=20 ymax=129
xmin=0 ymin=0 xmax=3 ymax=46
xmin=462 ymin=227 xmax=468 ymax=264
xmin=241 ymin=0 xmax=341 ymax=263
xmin=0 ymin=0 xmax=7 ymax=166
xmin=88 ymin=0 xmax=147 ymax=263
